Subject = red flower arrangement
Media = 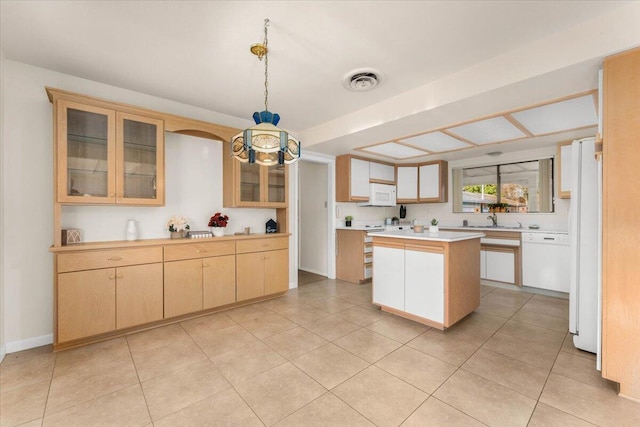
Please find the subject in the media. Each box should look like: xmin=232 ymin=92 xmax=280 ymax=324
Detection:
xmin=208 ymin=212 xmax=229 ymax=228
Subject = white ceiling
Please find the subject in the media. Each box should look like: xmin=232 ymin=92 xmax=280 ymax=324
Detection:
xmin=2 ymin=1 xmax=639 ymax=162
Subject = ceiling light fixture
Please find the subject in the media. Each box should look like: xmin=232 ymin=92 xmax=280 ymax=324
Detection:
xmin=231 ymin=19 xmax=300 ymax=165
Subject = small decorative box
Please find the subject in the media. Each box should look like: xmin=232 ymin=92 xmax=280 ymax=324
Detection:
xmin=61 ymin=229 xmax=82 ymax=245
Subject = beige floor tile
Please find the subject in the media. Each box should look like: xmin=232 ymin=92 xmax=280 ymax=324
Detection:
xmin=0 ymin=353 xmax=55 ymax=392
xmin=453 ymin=311 xmax=507 ymax=333
xmin=212 ymin=340 xmax=287 ymax=385
xmin=306 ymin=296 xmax=357 ymax=314
xmin=440 ymin=319 xmax=497 ymax=347
xmin=511 ymin=309 xmax=569 ymax=333
xmin=131 ymin=339 xmax=207 ymax=382
xmin=375 ymin=346 xmax=457 ymax=394
xmin=519 ymin=295 xmax=569 ymax=320
xmin=276 ymin=304 xmax=331 ymax=325
xmin=193 ymin=324 xmax=258 ymax=358
xmin=141 ymin=359 xmax=230 ymax=420
xmin=15 ymin=418 xmax=43 ymax=427
xmin=126 ymin=323 xmax=193 ymax=355
xmin=482 ymin=332 xmax=560 ymax=370
xmin=498 ymin=319 xmax=565 ymax=347
xmin=462 ymin=348 xmax=549 ymax=399
xmin=263 ymin=327 xmax=328 ymax=360
xmin=434 ymin=369 xmax=536 ymax=427
xmin=474 ymin=299 xmax=524 ymax=318
xmin=45 ymin=356 xmax=138 ymax=415
xmin=302 ymin=314 xmax=362 ymax=341
xmin=0 ymin=345 xmax=54 ymax=366
xmin=235 ymin=362 xmax=326 ymax=426
xmin=528 ymin=402 xmax=596 ymax=427
xmin=336 ymin=291 xmax=373 ymax=305
xmin=276 ymin=392 xmax=375 ymax=426
xmin=0 ymin=380 xmax=49 ymax=427
xmin=366 ymin=315 xmax=429 ymax=344
xmin=333 ymin=365 xmax=427 ymax=427
xmin=407 ymin=329 xmax=481 ymax=366
xmin=540 ymin=373 xmax=640 ymax=427
xmin=561 ymin=332 xmax=597 ymax=361
xmin=480 ymin=285 xmax=496 ymax=297
xmin=488 ymin=288 xmax=535 ymax=303
xmin=42 ymin=384 xmax=150 ymax=427
xmin=335 ymin=328 xmax=402 ymax=363
xmin=338 ymin=305 xmax=389 ymax=326
xmin=239 ymin=313 xmax=297 ymax=339
xmin=292 ymin=343 xmax=369 ymax=389
xmin=402 ymin=397 xmax=485 ymax=427
xmin=53 ymin=338 xmax=130 ymax=378
xmin=225 ymin=304 xmax=272 ymax=323
xmin=552 ymin=351 xmax=614 ymax=390
xmin=153 ymin=388 xmax=263 ymax=427
xmin=257 ymin=295 xmax=305 ymax=311
xmin=180 ymin=312 xmax=237 ymax=339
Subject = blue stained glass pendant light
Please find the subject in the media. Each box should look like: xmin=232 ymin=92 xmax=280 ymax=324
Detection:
xmin=231 ymin=19 xmax=301 ymax=165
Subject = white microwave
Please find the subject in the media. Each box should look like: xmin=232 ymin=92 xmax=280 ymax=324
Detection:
xmin=357 ymin=183 xmax=397 ymax=207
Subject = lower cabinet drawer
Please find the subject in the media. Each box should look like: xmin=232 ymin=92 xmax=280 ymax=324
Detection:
xmin=57 ymin=247 xmax=163 ymax=273
xmin=164 ymin=241 xmax=235 ymax=261
xmin=236 ymin=237 xmax=288 ymax=254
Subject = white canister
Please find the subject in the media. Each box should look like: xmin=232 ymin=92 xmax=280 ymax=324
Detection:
xmin=126 ymin=219 xmax=138 ymax=241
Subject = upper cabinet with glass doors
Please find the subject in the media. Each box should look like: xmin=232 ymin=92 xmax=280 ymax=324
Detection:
xmin=55 ymin=99 xmax=164 ymax=205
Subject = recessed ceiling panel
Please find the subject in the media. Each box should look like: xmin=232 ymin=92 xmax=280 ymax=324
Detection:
xmin=360 ymin=142 xmax=428 ymax=159
xmin=447 ymin=116 xmax=526 ymax=145
xmin=401 ymin=131 xmax=471 ymax=152
xmin=511 ymin=95 xmax=597 ymax=135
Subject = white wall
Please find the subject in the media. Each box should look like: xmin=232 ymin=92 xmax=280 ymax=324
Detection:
xmin=299 ymin=160 xmax=328 ymax=276
xmin=0 ymin=48 xmax=6 ymax=361
xmin=1 ymin=59 xmax=275 ymax=353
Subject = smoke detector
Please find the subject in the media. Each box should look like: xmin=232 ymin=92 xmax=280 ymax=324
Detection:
xmin=343 ymin=68 xmax=383 ymax=91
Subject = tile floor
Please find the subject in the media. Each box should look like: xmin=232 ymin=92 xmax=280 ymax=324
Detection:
xmin=2 ymin=280 xmax=639 ymax=426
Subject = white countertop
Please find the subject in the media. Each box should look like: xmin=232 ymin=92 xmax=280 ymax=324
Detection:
xmin=441 ymin=226 xmax=568 ymax=234
xmin=369 ymin=229 xmax=484 ymax=242
xmin=336 ymin=225 xmax=385 ymax=231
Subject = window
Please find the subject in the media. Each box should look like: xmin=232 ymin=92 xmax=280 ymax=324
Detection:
xmin=452 ymin=159 xmax=554 ymax=213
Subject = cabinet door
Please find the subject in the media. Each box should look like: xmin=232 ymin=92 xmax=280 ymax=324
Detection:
xmin=419 ymin=163 xmax=440 ymax=200
xmin=116 ymin=263 xmax=164 ymax=329
xmin=264 ymin=164 xmax=287 ymax=206
xmin=336 ymin=230 xmax=366 ymax=283
xmin=236 ymin=252 xmax=265 ymax=301
xmin=350 ymin=158 xmax=370 ymax=199
xmin=480 ymin=249 xmax=487 ymax=280
xmin=558 ymin=142 xmax=572 ymax=198
xmin=369 ymin=162 xmax=395 ymax=183
xmin=58 ymin=268 xmax=116 ymax=342
xmin=116 ymin=112 xmax=164 ymax=205
xmin=485 ymin=249 xmax=515 ymax=284
xmin=164 ymin=259 xmax=203 ymax=317
xmin=372 ymin=246 xmax=405 ymax=310
xmin=264 ymin=249 xmax=289 ymax=295
xmin=237 ymin=162 xmax=262 ymax=206
xmin=57 ymin=100 xmax=116 ymax=204
xmin=203 ymin=255 xmax=236 ymax=309
xmin=405 ymin=248 xmax=444 ymax=323
xmin=396 ymin=166 xmax=418 ymax=201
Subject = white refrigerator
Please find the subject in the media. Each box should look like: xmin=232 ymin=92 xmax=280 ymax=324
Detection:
xmin=568 ymin=137 xmax=602 ymax=367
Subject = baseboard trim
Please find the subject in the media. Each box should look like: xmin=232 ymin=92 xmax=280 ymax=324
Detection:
xmin=298 ymin=267 xmax=328 ymax=277
xmin=0 ymin=344 xmax=6 ymax=363
xmin=5 ymin=334 xmax=53 ymax=354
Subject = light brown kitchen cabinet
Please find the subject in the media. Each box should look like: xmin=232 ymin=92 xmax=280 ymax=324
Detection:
xmin=53 ymin=96 xmax=164 ymax=205
xmin=336 ymin=229 xmax=373 ymax=284
xmin=236 ymin=237 xmax=289 ymax=301
xmin=556 ymin=141 xmax=572 ymax=199
xmin=163 ymin=241 xmax=236 ymax=318
xmin=55 ymin=246 xmax=164 ymax=343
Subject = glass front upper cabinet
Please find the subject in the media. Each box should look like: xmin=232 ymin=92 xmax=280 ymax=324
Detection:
xmin=56 ymin=100 xmax=164 ymax=205
xmin=239 ymin=162 xmax=262 ymax=204
xmin=266 ymin=165 xmax=287 ymax=205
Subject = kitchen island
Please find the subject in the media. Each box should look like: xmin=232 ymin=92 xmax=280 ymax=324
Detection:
xmin=370 ymin=229 xmax=483 ymax=329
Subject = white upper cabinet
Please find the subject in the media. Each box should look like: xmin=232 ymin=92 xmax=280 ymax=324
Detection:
xmin=369 ymin=162 xmax=395 ymax=183
xmin=350 ymin=158 xmax=370 ymax=199
xmin=558 ymin=142 xmax=572 ymax=198
xmin=419 ymin=160 xmax=448 ymax=203
xmin=396 ymin=166 xmax=419 ymax=202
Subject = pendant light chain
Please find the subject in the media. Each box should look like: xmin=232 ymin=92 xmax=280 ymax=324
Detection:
xmin=263 ymin=19 xmax=270 ymax=112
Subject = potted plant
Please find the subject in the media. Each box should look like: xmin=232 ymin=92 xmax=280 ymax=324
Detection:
xmin=208 ymin=212 xmax=229 ymax=237
xmin=166 ymin=216 xmax=190 ymax=238
xmin=429 ymin=218 xmax=439 ymax=233
xmin=345 ymin=215 xmax=353 ymax=227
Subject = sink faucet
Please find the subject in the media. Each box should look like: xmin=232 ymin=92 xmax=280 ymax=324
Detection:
xmin=487 ymin=213 xmax=498 ymax=227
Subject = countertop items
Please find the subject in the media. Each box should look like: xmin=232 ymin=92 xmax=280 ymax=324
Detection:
xmin=369 ymin=229 xmax=484 ymax=242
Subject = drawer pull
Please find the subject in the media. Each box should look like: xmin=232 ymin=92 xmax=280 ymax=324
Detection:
xmin=107 ymin=256 xmax=123 ymax=261
xmin=116 ymin=274 xmax=123 ymax=279
xmin=109 ymin=274 xmax=115 ymax=280
xmin=196 ymin=249 xmax=208 ymax=253
xmin=109 ymin=192 xmax=116 ymax=197
xmin=202 ymin=263 xmax=209 ymax=268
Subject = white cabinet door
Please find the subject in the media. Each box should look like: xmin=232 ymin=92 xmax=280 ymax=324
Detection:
xmin=350 ymin=158 xmax=370 ymax=199
xmin=372 ymin=246 xmax=405 ymax=311
xmin=419 ymin=163 xmax=440 ymax=200
xmin=485 ymin=250 xmax=515 ymax=284
xmin=405 ymin=249 xmax=444 ymax=323
xmin=397 ymin=166 xmax=418 ymax=200
xmin=370 ymin=162 xmax=395 ymax=183
xmin=559 ymin=143 xmax=572 ymax=198
xmin=480 ymin=249 xmax=487 ymax=280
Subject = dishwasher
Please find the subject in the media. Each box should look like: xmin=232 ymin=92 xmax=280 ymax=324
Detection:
xmin=522 ymin=232 xmax=570 ymax=293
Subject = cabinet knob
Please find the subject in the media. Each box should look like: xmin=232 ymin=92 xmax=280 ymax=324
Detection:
xmin=109 ymin=192 xmax=116 ymax=197
xmin=109 ymin=274 xmax=116 ymax=280
xmin=116 ymin=274 xmax=123 ymax=279
xmin=202 ymin=263 xmax=209 ymax=268
xmin=107 ymin=256 xmax=122 ymax=261
xmin=116 ymin=193 xmax=123 ymax=198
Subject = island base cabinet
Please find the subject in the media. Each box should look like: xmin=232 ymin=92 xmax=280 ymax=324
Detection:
xmin=405 ymin=248 xmax=444 ymax=323
xmin=58 ymin=269 xmax=116 ymax=343
xmin=203 ymin=255 xmax=236 ymax=309
xmin=116 ymin=263 xmax=163 ymax=329
xmin=164 ymin=259 xmax=203 ymax=318
xmin=372 ymin=245 xmax=405 ymax=311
